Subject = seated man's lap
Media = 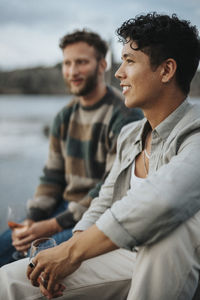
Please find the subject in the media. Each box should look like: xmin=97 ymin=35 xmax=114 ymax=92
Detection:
xmin=0 ymin=228 xmax=16 ymax=266
xmin=52 ymin=228 xmax=73 ymax=245
xmin=0 ymin=249 xmax=136 ymax=300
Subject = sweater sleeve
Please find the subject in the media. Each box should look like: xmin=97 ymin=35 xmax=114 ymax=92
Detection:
xmin=54 ymin=105 xmax=142 ymax=228
xmin=27 ymin=112 xmax=66 ymax=221
xmin=77 ymin=105 xmax=143 ymax=208
xmin=73 ymin=132 xmax=123 ymax=232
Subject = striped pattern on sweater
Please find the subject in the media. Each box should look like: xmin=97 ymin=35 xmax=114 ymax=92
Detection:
xmin=27 ymin=86 xmax=143 ymax=226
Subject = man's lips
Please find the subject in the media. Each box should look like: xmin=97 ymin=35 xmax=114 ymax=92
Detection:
xmin=70 ymin=78 xmax=84 ymax=86
xmin=121 ymin=84 xmax=131 ymax=94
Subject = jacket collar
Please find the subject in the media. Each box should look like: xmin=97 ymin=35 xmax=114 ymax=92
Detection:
xmin=131 ymin=99 xmax=191 ymax=145
xmin=154 ymin=99 xmax=190 ymax=141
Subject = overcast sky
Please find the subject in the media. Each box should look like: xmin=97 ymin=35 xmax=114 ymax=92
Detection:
xmin=0 ymin=0 xmax=200 ymax=70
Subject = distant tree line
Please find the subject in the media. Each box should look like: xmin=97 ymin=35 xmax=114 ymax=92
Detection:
xmin=0 ymin=62 xmax=199 ymax=97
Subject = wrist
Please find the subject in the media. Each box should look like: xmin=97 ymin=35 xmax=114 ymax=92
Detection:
xmin=49 ymin=218 xmax=63 ymax=234
xmin=67 ymin=233 xmax=85 ymax=265
xmin=65 ymin=225 xmax=118 ymax=265
xmin=23 ymin=219 xmax=34 ymax=226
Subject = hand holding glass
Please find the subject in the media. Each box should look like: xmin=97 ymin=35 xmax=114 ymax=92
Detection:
xmin=7 ymin=204 xmax=28 ymax=259
xmin=29 ymin=237 xmax=57 ymax=287
xmin=29 ymin=237 xmax=66 ymax=296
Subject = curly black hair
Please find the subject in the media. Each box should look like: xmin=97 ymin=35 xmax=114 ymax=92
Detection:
xmin=59 ymin=29 xmax=108 ymax=60
xmin=117 ymin=12 xmax=200 ymax=95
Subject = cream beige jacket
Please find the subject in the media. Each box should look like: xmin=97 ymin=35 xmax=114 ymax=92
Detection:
xmin=74 ymin=100 xmax=200 ymax=250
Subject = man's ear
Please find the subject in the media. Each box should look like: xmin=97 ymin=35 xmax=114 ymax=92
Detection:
xmin=98 ymin=58 xmax=107 ymax=74
xmin=161 ymin=58 xmax=177 ymax=83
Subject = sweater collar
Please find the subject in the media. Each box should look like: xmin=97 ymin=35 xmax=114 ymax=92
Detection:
xmin=79 ymin=86 xmax=111 ymax=111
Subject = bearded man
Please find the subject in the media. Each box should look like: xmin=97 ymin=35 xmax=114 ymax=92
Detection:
xmin=0 ymin=29 xmax=142 ymax=267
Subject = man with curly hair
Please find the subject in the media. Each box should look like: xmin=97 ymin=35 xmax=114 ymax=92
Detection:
xmin=1 ymin=12 xmax=200 ymax=300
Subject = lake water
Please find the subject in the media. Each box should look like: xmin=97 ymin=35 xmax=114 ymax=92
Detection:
xmin=0 ymin=95 xmax=199 ymax=234
xmin=0 ymin=95 xmax=70 ymax=233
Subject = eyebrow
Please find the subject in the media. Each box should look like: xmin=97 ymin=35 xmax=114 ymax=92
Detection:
xmin=63 ymin=57 xmax=90 ymax=62
xmin=121 ymin=53 xmax=135 ymax=60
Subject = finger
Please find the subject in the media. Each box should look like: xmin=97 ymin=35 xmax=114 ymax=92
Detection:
xmin=40 ymin=281 xmax=65 ymax=299
xmin=39 ymin=281 xmax=53 ymax=299
xmin=27 ymin=258 xmax=37 ymax=279
xmin=40 ymin=271 xmax=49 ymax=289
xmin=39 ymin=282 xmax=64 ymax=299
xmin=46 ymin=274 xmax=66 ymax=295
xmin=12 ymin=231 xmax=23 ymax=242
xmin=11 ymin=231 xmax=16 ymax=239
xmin=47 ymin=274 xmax=57 ymax=294
xmin=13 ymin=235 xmax=34 ymax=246
xmin=42 ymin=271 xmax=49 ymax=281
xmin=53 ymin=283 xmax=62 ymax=293
xmin=28 ymin=259 xmax=44 ymax=287
xmin=48 ymin=283 xmax=65 ymax=299
xmin=30 ymin=265 xmax=44 ymax=287
xmin=14 ymin=243 xmax=31 ymax=252
xmin=13 ymin=227 xmax=29 ymax=239
xmin=52 ymin=283 xmax=65 ymax=293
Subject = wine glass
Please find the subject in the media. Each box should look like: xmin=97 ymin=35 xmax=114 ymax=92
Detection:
xmin=7 ymin=204 xmax=28 ymax=260
xmin=29 ymin=237 xmax=57 ymax=288
xmin=29 ymin=237 xmax=57 ymax=259
xmin=29 ymin=237 xmax=66 ymax=295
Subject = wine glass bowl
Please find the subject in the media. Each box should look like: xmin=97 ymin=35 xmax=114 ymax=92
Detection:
xmin=7 ymin=204 xmax=26 ymax=230
xmin=29 ymin=237 xmax=57 ymax=260
xmin=7 ymin=204 xmax=28 ymax=259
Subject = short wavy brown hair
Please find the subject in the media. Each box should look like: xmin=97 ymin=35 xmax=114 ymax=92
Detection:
xmin=59 ymin=29 xmax=108 ymax=60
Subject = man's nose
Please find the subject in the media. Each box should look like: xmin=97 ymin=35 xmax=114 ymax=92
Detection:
xmin=69 ymin=63 xmax=79 ymax=76
xmin=115 ymin=63 xmax=125 ymax=80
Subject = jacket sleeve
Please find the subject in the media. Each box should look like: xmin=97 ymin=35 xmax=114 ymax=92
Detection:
xmin=96 ymin=132 xmax=200 ymax=250
xmin=27 ymin=113 xmax=66 ymax=221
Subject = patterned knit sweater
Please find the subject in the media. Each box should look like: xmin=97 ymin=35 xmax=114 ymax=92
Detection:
xmin=27 ymin=86 xmax=143 ymax=228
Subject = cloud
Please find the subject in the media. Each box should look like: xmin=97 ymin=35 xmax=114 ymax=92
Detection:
xmin=0 ymin=0 xmax=199 ymax=70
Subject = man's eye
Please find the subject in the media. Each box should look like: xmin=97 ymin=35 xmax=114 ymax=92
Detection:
xmin=78 ymin=60 xmax=88 ymax=64
xmin=127 ymin=59 xmax=134 ymax=64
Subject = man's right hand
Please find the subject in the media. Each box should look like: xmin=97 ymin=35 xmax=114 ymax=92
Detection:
xmin=27 ymin=224 xmax=117 ymax=298
xmin=12 ymin=218 xmax=62 ymax=252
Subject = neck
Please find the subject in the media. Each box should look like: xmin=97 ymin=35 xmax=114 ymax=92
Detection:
xmin=144 ymin=129 xmax=152 ymax=153
xmin=143 ymin=86 xmax=186 ymax=129
xmin=79 ymin=81 xmax=107 ymax=107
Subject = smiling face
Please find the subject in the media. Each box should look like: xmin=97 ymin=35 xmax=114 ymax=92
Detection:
xmin=62 ymin=41 xmax=100 ymax=96
xmin=115 ymin=41 xmax=164 ymax=109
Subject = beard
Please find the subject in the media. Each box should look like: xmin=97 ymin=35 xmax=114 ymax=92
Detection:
xmin=66 ymin=64 xmax=99 ymax=96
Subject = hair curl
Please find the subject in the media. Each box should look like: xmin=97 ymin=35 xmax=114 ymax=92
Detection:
xmin=59 ymin=29 xmax=108 ymax=60
xmin=117 ymin=12 xmax=200 ymax=95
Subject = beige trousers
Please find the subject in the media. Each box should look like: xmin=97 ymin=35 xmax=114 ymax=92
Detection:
xmin=1 ymin=211 xmax=200 ymax=300
xmin=0 ymin=249 xmax=135 ymax=300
